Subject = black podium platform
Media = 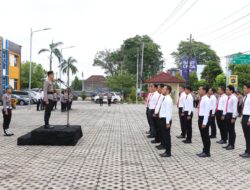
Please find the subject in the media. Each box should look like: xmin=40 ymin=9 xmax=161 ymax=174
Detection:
xmin=17 ymin=125 xmax=83 ymax=146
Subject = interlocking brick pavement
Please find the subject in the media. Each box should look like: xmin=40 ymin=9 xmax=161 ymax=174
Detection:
xmin=0 ymin=101 xmax=249 ymax=190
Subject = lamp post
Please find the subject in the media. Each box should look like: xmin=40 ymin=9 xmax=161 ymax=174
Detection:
xmin=81 ymin=72 xmax=84 ymax=92
xmin=29 ymin=27 xmax=51 ymax=109
xmin=59 ymin=46 xmax=76 ymax=90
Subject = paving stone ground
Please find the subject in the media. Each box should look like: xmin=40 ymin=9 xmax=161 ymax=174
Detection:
xmin=0 ymin=101 xmax=249 ymax=190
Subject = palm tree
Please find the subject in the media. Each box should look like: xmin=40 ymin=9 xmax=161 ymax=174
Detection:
xmin=38 ymin=41 xmax=63 ymax=70
xmin=61 ymin=56 xmax=78 ymax=85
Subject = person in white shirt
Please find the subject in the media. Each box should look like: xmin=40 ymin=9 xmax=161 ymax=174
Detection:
xmin=182 ymin=86 xmax=194 ymax=144
xmin=176 ymin=85 xmax=187 ymax=139
xmin=240 ymin=83 xmax=250 ymax=158
xmin=158 ymin=85 xmax=173 ymax=157
xmin=146 ymin=84 xmax=154 ymax=136
xmin=148 ymin=84 xmax=161 ymax=140
xmin=36 ymin=90 xmax=42 ymax=111
xmin=196 ymin=86 xmax=211 ymax=157
xmin=40 ymin=90 xmax=45 ymax=110
xmin=222 ymin=85 xmax=238 ymax=150
xmin=208 ymin=88 xmax=217 ymax=138
xmin=215 ymin=86 xmax=228 ymax=144
xmin=152 ymin=84 xmax=164 ymax=145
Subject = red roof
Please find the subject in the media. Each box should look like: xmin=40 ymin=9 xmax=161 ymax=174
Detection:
xmin=144 ymin=72 xmax=185 ymax=84
xmin=85 ymin=75 xmax=106 ymax=82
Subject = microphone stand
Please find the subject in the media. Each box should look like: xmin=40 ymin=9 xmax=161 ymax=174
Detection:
xmin=56 ymin=79 xmax=71 ymax=127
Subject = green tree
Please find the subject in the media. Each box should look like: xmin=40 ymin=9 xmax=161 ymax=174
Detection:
xmin=21 ymin=61 xmax=46 ymax=89
xmin=107 ymin=73 xmax=135 ymax=98
xmin=189 ymin=72 xmax=199 ymax=91
xmin=93 ymin=49 xmax=123 ymax=76
xmin=121 ymin=35 xmax=163 ymax=79
xmin=71 ymin=76 xmax=82 ymax=90
xmin=229 ymin=64 xmax=250 ymax=91
xmin=171 ymin=41 xmax=220 ymax=68
xmin=201 ymin=61 xmax=223 ymax=87
xmin=213 ymin=73 xmax=226 ymax=89
xmin=61 ymin=57 xmax=78 ymax=75
xmin=38 ymin=41 xmax=63 ymax=70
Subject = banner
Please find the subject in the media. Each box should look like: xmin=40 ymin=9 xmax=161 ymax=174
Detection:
xmin=229 ymin=75 xmax=238 ymax=86
xmin=181 ymin=56 xmax=197 ymax=80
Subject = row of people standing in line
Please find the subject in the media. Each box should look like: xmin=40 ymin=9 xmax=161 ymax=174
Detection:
xmin=35 ymin=89 xmax=73 ymax=112
xmin=145 ymin=83 xmax=250 ymax=158
xmin=176 ymin=84 xmax=250 ymax=158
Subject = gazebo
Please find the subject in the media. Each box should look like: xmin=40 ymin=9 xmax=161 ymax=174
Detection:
xmin=144 ymin=71 xmax=185 ymax=102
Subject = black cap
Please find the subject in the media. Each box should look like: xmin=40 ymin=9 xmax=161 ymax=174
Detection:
xmin=47 ymin=71 xmax=54 ymax=76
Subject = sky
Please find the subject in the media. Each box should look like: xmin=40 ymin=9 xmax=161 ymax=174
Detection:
xmin=1 ymin=0 xmax=250 ymax=80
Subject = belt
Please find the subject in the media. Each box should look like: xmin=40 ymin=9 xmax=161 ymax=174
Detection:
xmin=47 ymin=92 xmax=54 ymax=94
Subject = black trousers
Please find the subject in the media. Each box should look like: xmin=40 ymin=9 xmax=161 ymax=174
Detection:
xmin=148 ymin=109 xmax=156 ymax=138
xmin=99 ymin=99 xmax=103 ymax=106
xmin=54 ymin=101 xmax=57 ymax=109
xmin=242 ymin=115 xmax=250 ymax=154
xmin=146 ymin=108 xmax=151 ymax=132
xmin=209 ymin=110 xmax=216 ymax=137
xmin=178 ymin=108 xmax=186 ymax=137
xmin=44 ymin=100 xmax=54 ymax=125
xmin=37 ymin=100 xmax=41 ymax=111
xmin=40 ymin=100 xmax=45 ymax=110
xmin=225 ymin=113 xmax=236 ymax=146
xmin=198 ymin=116 xmax=211 ymax=154
xmin=154 ymin=117 xmax=161 ymax=143
xmin=216 ymin=110 xmax=227 ymax=141
xmin=61 ymin=102 xmax=66 ymax=112
xmin=184 ymin=111 xmax=193 ymax=141
xmin=2 ymin=109 xmax=12 ymax=131
xmin=108 ymin=99 xmax=111 ymax=106
xmin=160 ymin=118 xmax=172 ymax=154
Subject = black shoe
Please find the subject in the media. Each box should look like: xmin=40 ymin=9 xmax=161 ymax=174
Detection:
xmin=216 ymin=140 xmax=227 ymax=144
xmin=147 ymin=135 xmax=154 ymax=138
xmin=44 ymin=125 xmax=54 ymax=129
xmin=182 ymin=140 xmax=192 ymax=144
xmin=156 ymin=145 xmax=165 ymax=150
xmin=146 ymin=131 xmax=150 ymax=134
xmin=151 ymin=140 xmax=160 ymax=144
xmin=223 ymin=144 xmax=230 ymax=149
xmin=239 ymin=153 xmax=250 ymax=158
xmin=160 ymin=152 xmax=171 ymax=157
xmin=176 ymin=135 xmax=185 ymax=139
xmin=226 ymin=145 xmax=234 ymax=150
xmin=197 ymin=152 xmax=211 ymax=158
xmin=210 ymin=135 xmax=216 ymax=139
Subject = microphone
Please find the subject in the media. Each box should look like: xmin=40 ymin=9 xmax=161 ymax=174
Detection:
xmin=57 ymin=78 xmax=65 ymax=84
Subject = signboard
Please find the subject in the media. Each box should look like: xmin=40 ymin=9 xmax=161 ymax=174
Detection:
xmin=232 ymin=54 xmax=250 ymax=64
xmin=181 ymin=56 xmax=197 ymax=80
xmin=229 ymin=75 xmax=238 ymax=86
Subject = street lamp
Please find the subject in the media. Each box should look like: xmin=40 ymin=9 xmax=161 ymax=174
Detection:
xmin=59 ymin=46 xmax=76 ymax=90
xmin=29 ymin=27 xmax=51 ymax=109
xmin=81 ymin=72 xmax=84 ymax=92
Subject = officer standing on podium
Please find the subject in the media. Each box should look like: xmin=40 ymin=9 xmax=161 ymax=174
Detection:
xmin=43 ymin=71 xmax=55 ymax=129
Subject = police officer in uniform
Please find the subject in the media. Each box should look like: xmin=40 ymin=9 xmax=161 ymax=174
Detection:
xmin=2 ymin=88 xmax=14 ymax=136
xmin=43 ymin=71 xmax=55 ymax=129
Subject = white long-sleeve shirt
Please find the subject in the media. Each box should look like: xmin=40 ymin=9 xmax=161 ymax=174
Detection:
xmin=243 ymin=93 xmax=250 ymax=121
xmin=177 ymin=92 xmax=186 ymax=108
xmin=159 ymin=94 xmax=173 ymax=124
xmin=146 ymin=93 xmax=152 ymax=108
xmin=155 ymin=94 xmax=165 ymax=114
xmin=210 ymin=94 xmax=217 ymax=115
xmin=217 ymin=94 xmax=228 ymax=111
xmin=183 ymin=93 xmax=194 ymax=115
xmin=198 ymin=95 xmax=211 ymax=125
xmin=149 ymin=91 xmax=161 ymax=110
xmin=223 ymin=94 xmax=238 ymax=118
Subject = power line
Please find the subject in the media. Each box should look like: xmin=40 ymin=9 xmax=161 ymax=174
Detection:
xmin=194 ymin=2 xmax=250 ymax=34
xmin=156 ymin=0 xmax=200 ymax=37
xmin=151 ymin=0 xmax=188 ymax=36
xmin=209 ymin=21 xmax=250 ymax=43
xmin=197 ymin=13 xmax=250 ymax=38
xmin=213 ymin=30 xmax=250 ymax=47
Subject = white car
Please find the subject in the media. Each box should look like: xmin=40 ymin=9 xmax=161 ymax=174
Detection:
xmin=94 ymin=92 xmax=121 ymax=104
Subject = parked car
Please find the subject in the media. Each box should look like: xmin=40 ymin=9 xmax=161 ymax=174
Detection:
xmin=94 ymin=92 xmax=121 ymax=104
xmin=12 ymin=90 xmax=36 ymax=104
xmin=11 ymin=94 xmax=29 ymax=106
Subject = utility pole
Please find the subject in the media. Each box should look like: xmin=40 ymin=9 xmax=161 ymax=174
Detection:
xmin=139 ymin=43 xmax=145 ymax=96
xmin=186 ymin=34 xmax=193 ymax=84
xmin=136 ymin=49 xmax=139 ymax=104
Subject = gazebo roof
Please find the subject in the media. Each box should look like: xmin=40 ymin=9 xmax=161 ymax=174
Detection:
xmin=144 ymin=72 xmax=185 ymax=84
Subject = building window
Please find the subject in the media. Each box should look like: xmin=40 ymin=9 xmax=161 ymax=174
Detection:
xmin=14 ymin=55 xmax=18 ymax=67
